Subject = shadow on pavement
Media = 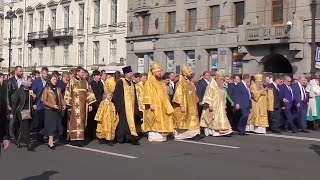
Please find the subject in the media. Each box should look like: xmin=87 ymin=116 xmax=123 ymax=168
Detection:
xmin=310 ymin=144 xmax=320 ymax=156
xmin=21 ymin=171 xmax=59 ymax=180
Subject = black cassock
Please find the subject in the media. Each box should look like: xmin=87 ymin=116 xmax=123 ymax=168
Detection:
xmin=86 ymin=80 xmax=104 ymax=139
xmin=113 ymin=79 xmax=142 ymax=143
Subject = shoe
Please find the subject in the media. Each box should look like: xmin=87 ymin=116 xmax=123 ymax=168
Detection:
xmin=192 ymin=134 xmax=205 ymax=141
xmin=107 ymin=141 xmax=114 ymax=146
xmin=237 ymin=132 xmax=246 ymax=136
xmin=48 ymin=145 xmax=56 ymax=150
xmin=98 ymin=139 xmax=105 ymax=144
xmin=300 ymin=129 xmax=310 ymax=133
xmin=292 ymin=129 xmax=298 ymax=133
xmin=129 ymin=139 xmax=140 ymax=146
xmin=271 ymin=129 xmax=282 ymax=134
xmin=27 ymin=143 xmax=36 ymax=151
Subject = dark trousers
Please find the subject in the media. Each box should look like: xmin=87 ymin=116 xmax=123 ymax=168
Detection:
xmin=237 ymin=108 xmax=250 ymax=133
xmin=86 ymin=109 xmax=97 ymax=139
xmin=270 ymin=109 xmax=282 ymax=131
xmin=37 ymin=110 xmax=45 ymax=141
xmin=18 ymin=117 xmax=38 ymax=145
xmin=283 ymin=108 xmax=297 ymax=130
xmin=198 ymin=104 xmax=203 ymax=120
xmin=296 ymin=103 xmax=307 ymax=130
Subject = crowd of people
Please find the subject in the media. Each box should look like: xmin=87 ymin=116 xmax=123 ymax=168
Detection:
xmin=0 ymin=64 xmax=318 ymax=153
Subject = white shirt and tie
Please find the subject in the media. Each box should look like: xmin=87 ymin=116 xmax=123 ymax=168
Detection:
xmin=298 ymin=82 xmax=307 ymax=102
xmin=286 ymin=84 xmax=293 ymax=99
xmin=242 ymin=80 xmax=251 ymax=100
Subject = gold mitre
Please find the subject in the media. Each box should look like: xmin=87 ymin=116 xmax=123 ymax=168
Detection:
xmin=151 ymin=63 xmax=161 ymax=73
xmin=255 ymin=74 xmax=263 ymax=82
xmin=215 ymin=71 xmax=225 ymax=79
xmin=181 ymin=65 xmax=191 ymax=75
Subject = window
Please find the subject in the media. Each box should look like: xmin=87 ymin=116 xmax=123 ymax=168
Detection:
xmin=39 ymin=11 xmax=44 ymax=31
xmin=111 ymin=0 xmax=118 ymax=24
xmin=142 ymin=15 xmax=150 ymax=35
xmin=29 ymin=14 xmax=33 ymax=33
xmin=93 ymin=41 xmax=100 ymax=64
xmin=186 ymin=50 xmax=195 ymax=72
xmin=234 ymin=1 xmax=245 ymax=26
xmin=168 ymin=11 xmax=176 ymax=33
xmin=19 ymin=15 xmax=23 ymax=37
xmin=28 ymin=47 xmax=32 ymax=66
xmin=272 ymin=0 xmax=283 ymax=24
xmin=78 ymin=43 xmax=84 ymax=65
xmin=51 ymin=9 xmax=56 ymax=30
xmin=64 ymin=6 xmax=70 ymax=28
xmin=63 ymin=44 xmax=69 ymax=64
xmin=79 ymin=4 xmax=85 ymax=29
xmin=166 ymin=52 xmax=175 ymax=72
xmin=187 ymin=9 xmax=197 ymax=31
xmin=110 ymin=40 xmax=117 ymax=63
xmin=50 ymin=46 xmax=55 ymax=65
xmin=18 ymin=48 xmax=22 ymax=65
xmin=210 ymin=5 xmax=220 ymax=29
xmin=39 ymin=47 xmax=43 ymax=66
xmin=94 ymin=0 xmax=100 ymax=27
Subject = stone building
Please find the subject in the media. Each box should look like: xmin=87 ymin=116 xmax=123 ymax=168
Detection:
xmin=2 ymin=0 xmax=127 ymax=73
xmin=126 ymin=0 xmax=320 ymax=78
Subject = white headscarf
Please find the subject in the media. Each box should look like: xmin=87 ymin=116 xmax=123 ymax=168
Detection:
xmin=307 ymin=79 xmax=320 ymax=94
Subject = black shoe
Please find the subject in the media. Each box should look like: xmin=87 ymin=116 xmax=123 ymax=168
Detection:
xmin=191 ymin=134 xmax=205 ymax=141
xmin=129 ymin=139 xmax=140 ymax=146
xmin=27 ymin=143 xmax=36 ymax=151
xmin=224 ymin=134 xmax=232 ymax=137
xmin=300 ymin=129 xmax=310 ymax=133
xmin=237 ymin=132 xmax=246 ymax=136
xmin=292 ymin=129 xmax=298 ymax=133
xmin=107 ymin=141 xmax=114 ymax=146
xmin=98 ymin=139 xmax=105 ymax=144
xmin=48 ymin=145 xmax=56 ymax=150
xmin=271 ymin=129 xmax=282 ymax=134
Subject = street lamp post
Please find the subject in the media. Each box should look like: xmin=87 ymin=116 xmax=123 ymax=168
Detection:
xmin=310 ymin=0 xmax=317 ymax=77
xmin=5 ymin=3 xmax=17 ymax=74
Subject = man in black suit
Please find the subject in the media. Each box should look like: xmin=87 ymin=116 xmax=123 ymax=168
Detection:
xmin=0 ymin=73 xmax=10 ymax=156
xmin=196 ymin=71 xmax=211 ymax=118
xmin=5 ymin=66 xmax=24 ymax=142
xmin=228 ymin=75 xmax=241 ymax=130
xmin=268 ymin=75 xmax=283 ymax=133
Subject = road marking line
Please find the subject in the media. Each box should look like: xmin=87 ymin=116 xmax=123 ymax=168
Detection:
xmin=176 ymin=140 xmax=240 ymax=149
xmin=249 ymin=133 xmax=320 ymax=142
xmin=64 ymin=144 xmax=138 ymax=159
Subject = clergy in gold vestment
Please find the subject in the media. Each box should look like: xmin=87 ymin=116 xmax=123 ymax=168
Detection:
xmin=172 ymin=65 xmax=202 ymax=140
xmin=104 ymin=71 xmax=121 ymax=93
xmin=200 ymin=71 xmax=233 ymax=137
xmin=95 ymin=91 xmax=119 ymax=145
xmin=64 ymin=67 xmax=96 ymax=145
xmin=143 ymin=64 xmax=175 ymax=142
xmin=246 ymin=74 xmax=273 ymax=134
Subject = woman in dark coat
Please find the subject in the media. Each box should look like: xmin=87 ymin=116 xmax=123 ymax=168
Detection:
xmin=13 ymin=76 xmax=37 ymax=151
xmin=40 ymin=75 xmax=66 ymax=150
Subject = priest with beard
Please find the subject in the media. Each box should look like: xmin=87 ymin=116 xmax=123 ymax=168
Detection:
xmin=113 ymin=66 xmax=141 ymax=145
xmin=143 ymin=64 xmax=175 ymax=142
xmin=200 ymin=71 xmax=233 ymax=137
xmin=172 ymin=65 xmax=203 ymax=140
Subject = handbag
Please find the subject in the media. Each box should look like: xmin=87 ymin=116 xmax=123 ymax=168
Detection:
xmin=21 ymin=94 xmax=32 ymax=121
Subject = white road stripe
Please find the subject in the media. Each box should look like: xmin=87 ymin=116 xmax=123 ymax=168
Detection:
xmin=64 ymin=144 xmax=138 ymax=159
xmin=249 ymin=133 xmax=320 ymax=142
xmin=176 ymin=140 xmax=240 ymax=149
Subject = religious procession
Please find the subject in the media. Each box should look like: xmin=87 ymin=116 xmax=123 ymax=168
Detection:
xmin=0 ymin=63 xmax=318 ymax=152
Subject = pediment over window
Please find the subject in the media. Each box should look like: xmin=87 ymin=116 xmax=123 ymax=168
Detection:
xmin=25 ymin=6 xmax=34 ymax=12
xmin=16 ymin=8 xmax=24 ymax=14
xmin=60 ymin=0 xmax=72 ymax=5
xmin=47 ymin=0 xmax=59 ymax=7
xmin=35 ymin=3 xmax=46 ymax=10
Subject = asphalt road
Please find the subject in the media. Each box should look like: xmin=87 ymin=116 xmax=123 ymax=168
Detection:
xmin=1 ymin=131 xmax=320 ymax=180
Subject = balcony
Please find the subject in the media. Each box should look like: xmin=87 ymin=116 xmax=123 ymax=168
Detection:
xmin=246 ymin=24 xmax=290 ymax=41
xmin=27 ymin=27 xmax=74 ymax=47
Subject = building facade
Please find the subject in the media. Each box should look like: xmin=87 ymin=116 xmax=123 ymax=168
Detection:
xmin=3 ymin=0 xmax=127 ymax=73
xmin=127 ymin=0 xmax=320 ymax=78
